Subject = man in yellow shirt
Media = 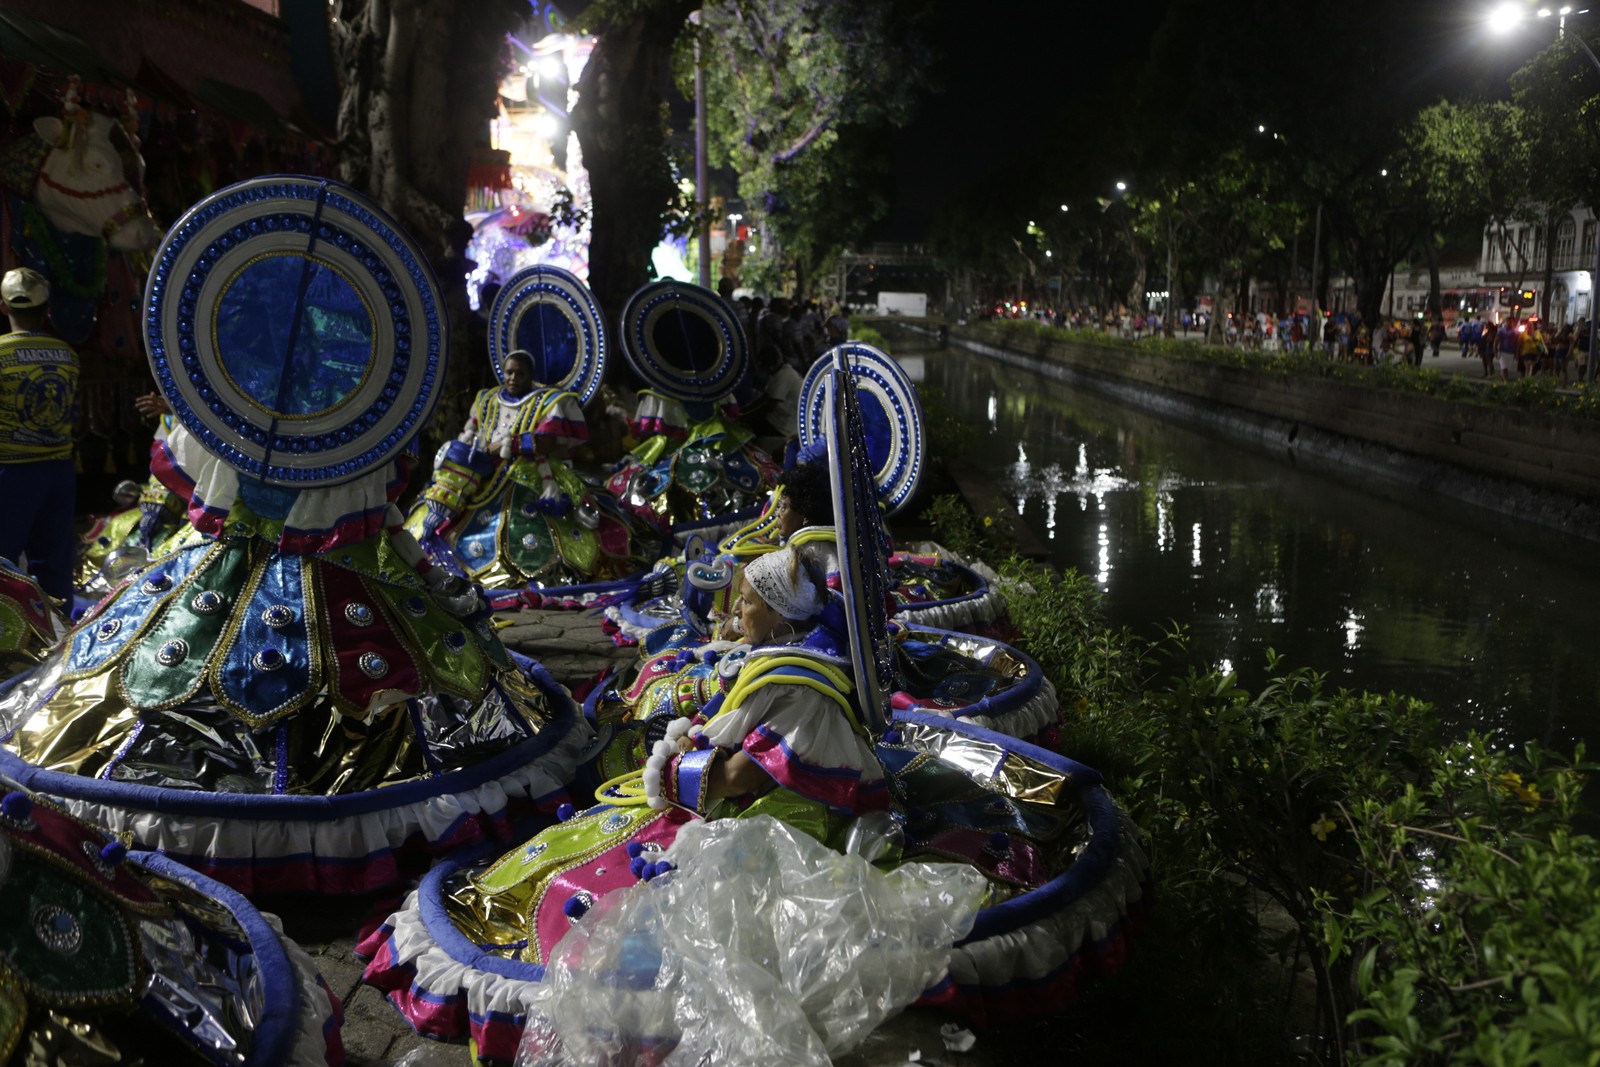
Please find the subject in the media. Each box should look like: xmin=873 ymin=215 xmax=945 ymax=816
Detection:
xmin=0 ymin=268 xmax=79 ymax=599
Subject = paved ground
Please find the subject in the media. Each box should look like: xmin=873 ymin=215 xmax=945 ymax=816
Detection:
xmin=268 ymin=607 xmax=1031 ymax=1067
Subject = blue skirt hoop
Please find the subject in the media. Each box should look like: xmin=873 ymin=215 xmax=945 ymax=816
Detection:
xmin=618 ymin=281 xmax=747 ymax=403
xmin=800 ymin=343 xmax=925 ymax=516
xmin=488 ymin=264 xmax=607 ymax=404
xmin=143 ymin=176 xmax=446 ymax=487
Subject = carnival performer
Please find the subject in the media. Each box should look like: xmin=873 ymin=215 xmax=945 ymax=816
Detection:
xmin=0 ymin=177 xmax=592 ymax=895
xmin=409 ymin=348 xmax=638 ymax=587
xmin=607 ymin=386 xmax=781 ymax=527
xmin=368 ymin=545 xmax=882 ymax=973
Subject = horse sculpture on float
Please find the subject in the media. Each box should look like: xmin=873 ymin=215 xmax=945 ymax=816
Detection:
xmin=0 ymin=90 xmax=161 ymax=353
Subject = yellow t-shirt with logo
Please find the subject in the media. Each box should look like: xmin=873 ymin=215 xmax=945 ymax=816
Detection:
xmin=0 ymin=330 xmax=78 ymax=463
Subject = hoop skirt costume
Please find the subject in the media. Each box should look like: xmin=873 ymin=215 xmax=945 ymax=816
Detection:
xmin=361 ymin=356 xmax=1151 ymax=1064
xmin=409 ymin=266 xmax=649 ymax=590
xmin=603 ymin=281 xmax=781 ymax=531
xmin=0 ymin=778 xmax=344 ymax=1065
xmin=0 ymin=178 xmax=591 ymax=895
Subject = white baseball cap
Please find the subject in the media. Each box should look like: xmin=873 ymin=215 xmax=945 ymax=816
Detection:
xmin=1 ymin=268 xmax=49 ymax=310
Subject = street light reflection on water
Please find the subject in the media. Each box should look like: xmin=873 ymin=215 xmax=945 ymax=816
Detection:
xmin=909 ymin=333 xmax=1600 ymax=758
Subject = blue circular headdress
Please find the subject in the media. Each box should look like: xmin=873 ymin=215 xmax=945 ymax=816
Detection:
xmin=618 ymin=281 xmax=747 ymax=402
xmin=143 ymin=176 xmax=446 ymax=487
xmin=798 ymin=343 xmax=924 ymax=515
xmin=487 ymin=264 xmax=607 ymax=404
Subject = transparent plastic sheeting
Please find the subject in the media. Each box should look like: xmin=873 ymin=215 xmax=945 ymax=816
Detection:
xmin=514 ymin=815 xmax=988 ymax=1066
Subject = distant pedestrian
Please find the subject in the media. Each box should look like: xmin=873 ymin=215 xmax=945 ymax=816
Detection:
xmin=1429 ymin=317 xmax=1445 ymax=359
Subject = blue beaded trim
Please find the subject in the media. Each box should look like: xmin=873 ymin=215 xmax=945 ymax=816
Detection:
xmin=488 ymin=265 xmax=607 ymax=405
xmin=798 ymin=343 xmax=925 ymax=515
xmin=144 ymin=177 xmax=445 ymax=485
xmin=618 ymin=281 xmax=746 ymax=402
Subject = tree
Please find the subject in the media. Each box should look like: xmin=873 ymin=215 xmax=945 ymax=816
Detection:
xmin=1399 ymin=100 xmax=1530 ymax=319
xmin=687 ymin=0 xmax=927 ymax=295
xmin=571 ymin=0 xmax=701 ymax=341
xmin=1511 ymin=32 xmax=1600 ymax=318
xmin=330 ymin=0 xmax=526 ymax=424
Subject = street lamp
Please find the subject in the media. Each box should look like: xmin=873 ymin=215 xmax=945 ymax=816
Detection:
xmin=1491 ymin=3 xmax=1600 ymax=381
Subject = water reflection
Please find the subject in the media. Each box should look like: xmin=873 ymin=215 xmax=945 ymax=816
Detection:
xmin=906 ymin=334 xmax=1600 ymax=755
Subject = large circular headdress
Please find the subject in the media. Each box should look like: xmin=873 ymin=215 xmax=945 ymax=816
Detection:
xmin=143 ymin=176 xmax=447 ymax=487
xmin=798 ymin=342 xmax=924 ymax=515
xmin=487 ymin=264 xmax=607 ymax=404
xmin=618 ymin=280 xmax=747 ymax=402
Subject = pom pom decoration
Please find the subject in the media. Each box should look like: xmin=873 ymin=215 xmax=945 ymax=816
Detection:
xmin=625 ymin=842 xmax=645 ymax=859
xmin=882 ymin=728 xmax=902 ymax=744
xmin=1 ymin=792 xmax=36 ymax=829
xmin=563 ymin=895 xmax=589 ymax=919
xmin=556 ymin=804 xmax=576 ymax=822
xmin=630 ymin=856 xmax=648 ymax=879
xmin=98 ymin=840 xmax=128 ymax=867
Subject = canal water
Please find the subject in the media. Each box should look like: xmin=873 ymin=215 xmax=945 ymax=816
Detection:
xmin=894 ymin=334 xmax=1600 ymax=759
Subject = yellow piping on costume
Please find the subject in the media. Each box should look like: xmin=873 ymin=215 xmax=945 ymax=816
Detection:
xmin=720 ymin=654 xmax=864 ymax=737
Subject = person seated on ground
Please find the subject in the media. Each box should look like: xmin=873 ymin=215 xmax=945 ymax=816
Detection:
xmin=409 ymin=347 xmax=637 ymax=586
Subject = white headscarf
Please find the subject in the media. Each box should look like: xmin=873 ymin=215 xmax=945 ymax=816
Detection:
xmin=743 ymin=547 xmax=822 ymax=621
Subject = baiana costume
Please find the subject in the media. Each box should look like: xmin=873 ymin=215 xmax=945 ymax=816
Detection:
xmin=409 ymin=265 xmax=647 ymax=590
xmin=605 ymin=280 xmax=780 ymax=531
xmin=361 ymin=355 xmax=1151 ymax=1063
xmin=0 ymin=178 xmax=591 ymax=894
xmin=0 ymin=778 xmax=343 ymax=1064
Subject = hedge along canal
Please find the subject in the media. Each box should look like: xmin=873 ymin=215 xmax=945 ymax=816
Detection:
xmin=882 ymin=325 xmax=1600 ymax=764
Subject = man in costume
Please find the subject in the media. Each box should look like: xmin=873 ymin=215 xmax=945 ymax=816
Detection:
xmin=0 ymin=267 xmax=79 ymax=599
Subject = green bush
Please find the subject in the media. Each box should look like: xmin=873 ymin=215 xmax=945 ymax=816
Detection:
xmin=922 ymin=488 xmax=1600 ymax=1064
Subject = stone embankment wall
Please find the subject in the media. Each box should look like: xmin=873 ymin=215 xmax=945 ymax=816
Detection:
xmin=946 ymin=323 xmax=1600 ymax=542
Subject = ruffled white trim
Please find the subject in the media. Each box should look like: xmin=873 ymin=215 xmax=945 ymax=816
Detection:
xmin=165 ymin=424 xmax=399 ymax=536
xmin=53 ymin=715 xmax=595 ymax=868
xmin=945 ymin=807 xmax=1149 ymax=990
xmin=165 ymin=425 xmax=238 ymax=512
xmin=381 ymin=887 xmax=550 ymax=1030
xmin=900 ymin=676 xmax=1060 ymax=740
xmin=264 ymin=911 xmax=343 ymax=1066
xmin=895 ymin=584 xmax=1008 ymax=630
xmin=633 ymin=392 xmax=689 ymax=436
xmin=371 ymin=807 xmax=1150 ymax=1033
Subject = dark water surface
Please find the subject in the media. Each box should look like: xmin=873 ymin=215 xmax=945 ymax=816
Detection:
xmin=895 ymin=336 xmax=1600 ymax=758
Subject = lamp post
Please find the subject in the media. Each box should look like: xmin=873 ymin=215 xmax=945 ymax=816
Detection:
xmin=1491 ymin=2 xmax=1600 ymax=382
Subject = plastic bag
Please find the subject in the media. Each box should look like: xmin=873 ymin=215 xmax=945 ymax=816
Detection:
xmin=514 ymin=815 xmax=987 ymax=1066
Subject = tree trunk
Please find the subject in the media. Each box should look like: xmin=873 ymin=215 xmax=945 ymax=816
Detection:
xmin=1426 ymin=233 xmax=1442 ymax=321
xmin=1541 ymin=207 xmax=1557 ymax=321
xmin=572 ymin=0 xmax=698 ymax=386
xmin=331 ymin=0 xmax=522 ymax=441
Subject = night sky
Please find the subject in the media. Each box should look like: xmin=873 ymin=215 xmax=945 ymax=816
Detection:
xmin=874 ymin=0 xmax=1174 ymax=240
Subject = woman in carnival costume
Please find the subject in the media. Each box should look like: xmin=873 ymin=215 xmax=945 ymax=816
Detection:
xmin=0 ymin=177 xmax=591 ymax=895
xmin=0 ymin=777 xmax=344 ymax=1065
xmin=360 ymin=357 xmax=1151 ymax=1062
xmin=605 ymin=281 xmax=780 ymax=532
xmin=409 ymin=265 xmax=649 ymax=592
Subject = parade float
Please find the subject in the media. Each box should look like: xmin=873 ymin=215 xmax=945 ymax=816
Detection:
xmin=360 ymin=354 xmax=1150 ymax=1065
xmin=0 ymin=177 xmax=593 ymax=895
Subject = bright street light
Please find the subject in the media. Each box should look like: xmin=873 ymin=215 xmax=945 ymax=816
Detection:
xmin=1060 ymin=203 xmax=1069 ymax=212
xmin=1488 ymin=1 xmax=1525 ymax=31
xmin=1115 ymin=181 xmax=1127 ymax=192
